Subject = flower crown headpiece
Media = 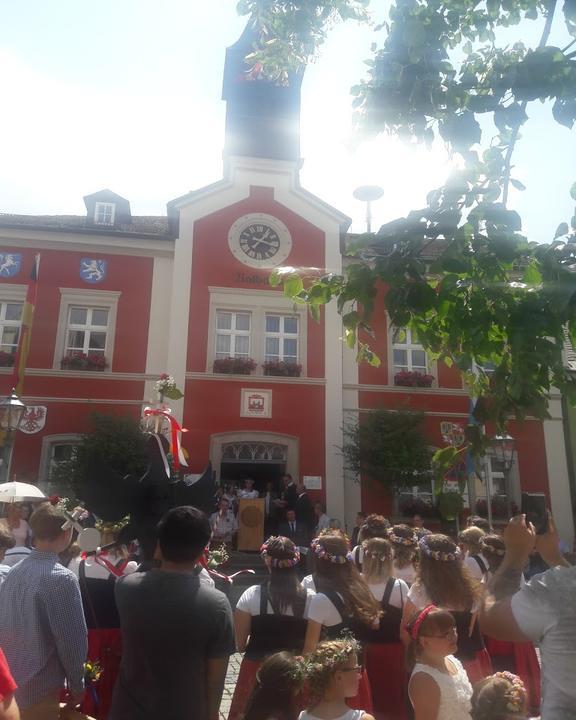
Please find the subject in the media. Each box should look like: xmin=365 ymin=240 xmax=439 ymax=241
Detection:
xmin=361 ymin=541 xmax=391 ymax=562
xmin=388 ymin=530 xmax=417 ymax=547
xmin=260 ymin=537 xmax=300 ymax=568
xmin=305 ymin=636 xmax=361 ymax=677
xmin=418 ymin=536 xmax=462 ymax=562
xmin=494 ymin=672 xmax=526 ymax=713
xmin=311 ymin=537 xmax=350 ymax=565
xmin=419 ymin=537 xmax=462 ymax=561
xmin=481 ymin=539 xmax=505 ymax=556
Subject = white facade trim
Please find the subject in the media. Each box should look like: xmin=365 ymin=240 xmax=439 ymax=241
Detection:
xmin=0 ymin=284 xmax=27 ymax=302
xmin=143 ymin=256 xmax=173 ymax=405
xmin=543 ymin=397 xmax=574 ymax=545
xmin=0 ymin=230 xmax=174 ymax=258
xmin=210 ymin=429 xmax=299 ymax=483
xmin=53 ymin=288 xmax=121 ymax=370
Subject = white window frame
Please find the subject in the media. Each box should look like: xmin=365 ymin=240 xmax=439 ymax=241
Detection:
xmin=215 ymin=310 xmax=252 ymax=359
xmin=264 ymin=314 xmax=299 ymax=363
xmin=39 ymin=434 xmax=83 ymax=486
xmin=94 ymin=202 xmax=115 ymax=226
xmin=64 ymin=306 xmax=110 ymax=358
xmin=53 ymin=288 xmax=121 ymax=370
xmin=0 ymin=284 xmax=26 ymax=359
xmin=207 ymin=288 xmax=308 ymax=375
xmin=387 ymin=321 xmax=437 ymax=386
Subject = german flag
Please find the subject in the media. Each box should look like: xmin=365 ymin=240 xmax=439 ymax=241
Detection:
xmin=12 ymin=254 xmax=40 ymax=396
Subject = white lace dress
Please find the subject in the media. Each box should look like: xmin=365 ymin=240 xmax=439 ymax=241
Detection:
xmin=409 ymin=656 xmax=472 ymax=720
xmin=299 ymin=711 xmax=365 ymax=720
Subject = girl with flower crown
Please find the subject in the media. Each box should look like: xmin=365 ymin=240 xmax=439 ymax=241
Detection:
xmin=244 ymin=651 xmax=307 ymax=720
xmin=300 ymin=639 xmax=375 ymax=720
xmin=303 ymin=532 xmax=381 ymax=713
xmin=388 ymin=524 xmax=419 ymax=586
xmin=350 ymin=515 xmax=390 ymax=572
xmin=479 ymin=537 xmax=540 ymax=715
xmin=401 ymin=533 xmax=491 ymax=684
xmin=361 ymin=537 xmax=410 ymax=720
xmin=470 ymin=672 xmax=528 ymax=720
xmin=228 ymin=536 xmax=313 ymax=720
xmin=407 ymin=606 xmax=473 ymax=720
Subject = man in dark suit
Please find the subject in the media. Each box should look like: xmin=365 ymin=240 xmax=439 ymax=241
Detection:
xmin=278 ymin=510 xmax=309 ymax=547
xmin=295 ymin=481 xmax=316 ymax=535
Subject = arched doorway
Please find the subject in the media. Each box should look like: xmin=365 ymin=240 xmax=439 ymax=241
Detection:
xmin=210 ymin=431 xmax=299 ymax=493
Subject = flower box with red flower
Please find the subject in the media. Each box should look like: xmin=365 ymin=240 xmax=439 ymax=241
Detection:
xmin=61 ymin=352 xmax=108 ymax=371
xmin=213 ymin=357 xmax=257 ymax=375
xmin=0 ymin=351 xmax=15 ymax=368
xmin=262 ymin=360 xmax=302 ymax=377
xmin=394 ymin=370 xmax=434 ymax=387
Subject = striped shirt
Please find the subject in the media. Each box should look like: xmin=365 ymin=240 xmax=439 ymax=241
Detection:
xmin=0 ymin=549 xmax=87 ymax=708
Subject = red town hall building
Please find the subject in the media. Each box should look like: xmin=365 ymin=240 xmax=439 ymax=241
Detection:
xmin=0 ymin=25 xmax=573 ymax=543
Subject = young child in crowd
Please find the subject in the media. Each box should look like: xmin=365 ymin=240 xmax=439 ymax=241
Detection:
xmin=300 ymin=639 xmax=375 ymax=720
xmin=407 ymin=606 xmax=473 ymax=720
xmin=243 ymin=651 xmax=306 ymax=720
xmin=471 ymin=672 xmax=528 ymax=720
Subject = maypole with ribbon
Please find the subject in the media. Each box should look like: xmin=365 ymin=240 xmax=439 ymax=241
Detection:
xmin=142 ymin=373 xmax=187 ymax=475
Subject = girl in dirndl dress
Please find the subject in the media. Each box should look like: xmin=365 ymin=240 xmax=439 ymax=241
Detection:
xmin=361 ymin=537 xmax=409 ymax=720
xmin=304 ymin=532 xmax=382 ymax=715
xmin=479 ymin=535 xmax=541 ymax=715
xmin=229 ymin=536 xmax=312 ymax=720
xmin=388 ymin=524 xmax=418 ymax=587
xmin=401 ymin=533 xmax=492 ymax=685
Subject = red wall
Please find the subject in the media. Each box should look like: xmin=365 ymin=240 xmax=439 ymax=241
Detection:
xmin=0 ymin=246 xmax=153 ymax=378
xmin=187 ymin=186 xmax=326 ymax=377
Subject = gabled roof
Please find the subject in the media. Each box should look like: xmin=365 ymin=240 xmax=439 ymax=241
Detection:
xmin=0 ymin=213 xmax=173 ymax=238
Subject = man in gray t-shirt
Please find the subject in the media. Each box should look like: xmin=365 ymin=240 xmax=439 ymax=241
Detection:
xmin=480 ymin=513 xmax=575 ymax=720
xmin=110 ymin=507 xmax=235 ymax=720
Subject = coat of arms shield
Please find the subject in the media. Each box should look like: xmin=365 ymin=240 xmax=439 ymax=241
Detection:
xmin=19 ymin=406 xmax=47 ymax=434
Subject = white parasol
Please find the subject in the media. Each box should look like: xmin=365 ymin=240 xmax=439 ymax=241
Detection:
xmin=0 ymin=481 xmax=47 ymax=503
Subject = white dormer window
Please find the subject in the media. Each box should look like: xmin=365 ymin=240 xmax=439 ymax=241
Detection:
xmin=94 ymin=202 xmax=115 ymax=226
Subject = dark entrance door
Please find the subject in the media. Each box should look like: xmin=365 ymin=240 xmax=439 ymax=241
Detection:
xmin=219 ymin=440 xmax=288 ymax=494
xmin=220 ymin=461 xmax=285 ymax=494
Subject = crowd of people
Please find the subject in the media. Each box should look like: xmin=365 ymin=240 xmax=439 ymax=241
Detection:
xmin=0 ymin=489 xmax=573 ymax=720
xmin=210 ymin=475 xmax=339 ymax=547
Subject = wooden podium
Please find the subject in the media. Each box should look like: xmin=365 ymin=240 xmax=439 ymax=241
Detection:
xmin=237 ymin=498 xmax=265 ymax=551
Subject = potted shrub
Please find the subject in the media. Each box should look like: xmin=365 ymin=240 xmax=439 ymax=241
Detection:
xmin=399 ymin=495 xmax=437 ymax=519
xmin=0 ymin=351 xmax=15 ymax=368
xmin=61 ymin=352 xmax=108 ymax=371
xmin=213 ymin=357 xmax=256 ymax=375
xmin=476 ymin=496 xmax=518 ymax=519
xmin=394 ymin=370 xmax=434 ymax=387
xmin=262 ymin=360 xmax=302 ymax=377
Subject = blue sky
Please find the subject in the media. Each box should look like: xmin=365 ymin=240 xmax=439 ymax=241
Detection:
xmin=0 ymin=1 xmax=574 ymax=238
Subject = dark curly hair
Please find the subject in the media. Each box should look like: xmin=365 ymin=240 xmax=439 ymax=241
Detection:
xmin=357 ymin=513 xmax=390 ymax=543
xmin=244 ymin=652 xmax=305 ymax=720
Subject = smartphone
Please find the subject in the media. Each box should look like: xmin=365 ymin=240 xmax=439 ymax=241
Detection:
xmin=521 ymin=492 xmax=548 ymax=535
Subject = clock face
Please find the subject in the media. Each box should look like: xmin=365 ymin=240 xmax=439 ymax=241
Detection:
xmin=228 ymin=213 xmax=292 ymax=268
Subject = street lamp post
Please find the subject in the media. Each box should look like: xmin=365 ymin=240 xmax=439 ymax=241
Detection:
xmin=0 ymin=390 xmax=26 ymax=484
xmin=493 ymin=433 xmax=516 ymax=519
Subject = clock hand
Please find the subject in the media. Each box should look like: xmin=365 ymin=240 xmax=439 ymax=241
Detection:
xmin=254 ymin=236 xmax=278 ymax=248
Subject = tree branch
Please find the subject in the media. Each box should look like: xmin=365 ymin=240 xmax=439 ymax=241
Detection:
xmin=502 ymin=0 xmax=557 ymax=207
